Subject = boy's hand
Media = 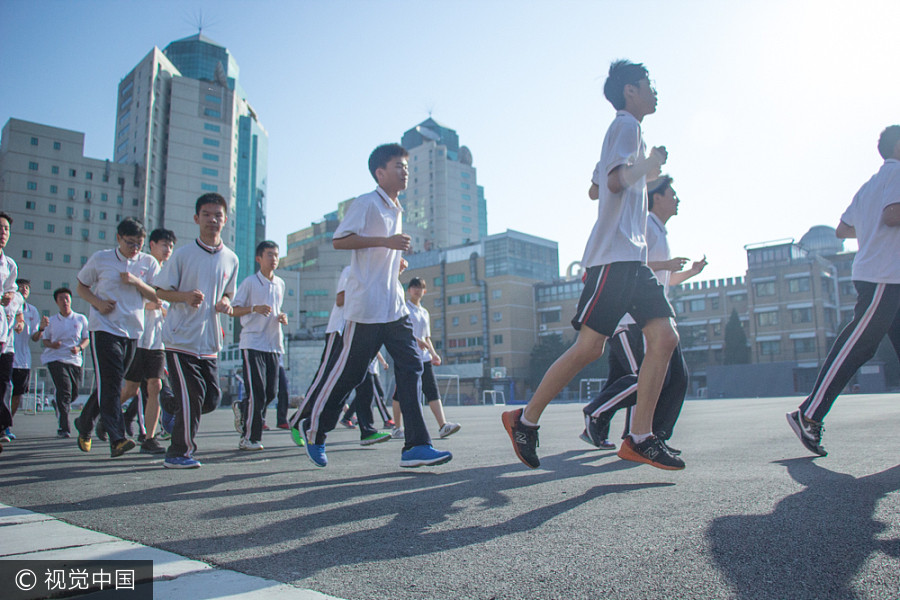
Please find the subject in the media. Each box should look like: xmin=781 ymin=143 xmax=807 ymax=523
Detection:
xmin=1 ymin=291 xmax=14 ymax=306
xmin=187 ymin=289 xmax=204 ymax=307
xmin=431 ymin=354 xmax=442 ymax=366
xmin=96 ymin=299 xmax=117 ymax=314
xmin=120 ymin=272 xmax=140 ymax=286
xmin=649 ymin=146 xmax=668 ymax=165
xmin=215 ymin=297 xmax=233 ymax=316
xmin=385 ymin=234 xmax=411 ymax=252
xmin=253 ymin=304 xmax=272 ymax=316
xmin=40 ymin=316 xmax=50 ymax=329
xmin=399 ymin=258 xmax=408 ymax=274
xmin=278 ymin=313 xmax=288 ymax=325
xmin=70 ymin=345 xmax=81 ymax=355
xmin=665 ymin=257 xmax=689 ymax=272
xmin=691 ymin=255 xmax=708 ymax=274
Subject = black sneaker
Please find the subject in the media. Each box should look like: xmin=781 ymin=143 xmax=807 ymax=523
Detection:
xmin=617 ymin=435 xmax=685 ymax=470
xmin=659 ymin=439 xmax=681 ymax=456
xmin=56 ymin=431 xmax=71 ymax=439
xmin=137 ymin=433 xmax=147 ymax=443
xmin=501 ymin=408 xmax=540 ymax=469
xmin=110 ymin=438 xmax=136 ymax=458
xmin=96 ymin=421 xmax=108 ymax=442
xmin=786 ymin=410 xmax=827 ymax=457
xmin=140 ymin=437 xmax=166 ymax=454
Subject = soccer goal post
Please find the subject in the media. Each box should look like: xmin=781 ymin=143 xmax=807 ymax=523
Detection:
xmin=434 ymin=374 xmax=460 ymax=406
xmin=482 ymin=390 xmax=506 ymax=406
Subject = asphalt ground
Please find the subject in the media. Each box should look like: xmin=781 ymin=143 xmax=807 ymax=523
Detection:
xmin=1 ymin=395 xmax=898 ymax=600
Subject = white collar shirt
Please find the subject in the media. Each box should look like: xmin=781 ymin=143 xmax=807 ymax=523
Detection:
xmin=234 ymin=271 xmax=286 ymax=353
xmin=13 ymin=302 xmax=40 ymax=368
xmin=406 ymin=299 xmax=432 ymax=362
xmin=41 ymin=311 xmax=89 ymax=367
xmin=841 ymin=159 xmax=900 ymax=283
xmin=325 ymin=266 xmax=351 ymax=334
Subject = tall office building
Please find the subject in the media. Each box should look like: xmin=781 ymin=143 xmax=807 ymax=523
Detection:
xmin=400 ymin=118 xmax=487 ymax=252
xmin=113 ymin=34 xmax=268 ymax=290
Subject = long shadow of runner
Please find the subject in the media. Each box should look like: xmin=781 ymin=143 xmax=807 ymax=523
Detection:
xmin=707 ymin=458 xmax=900 ymax=600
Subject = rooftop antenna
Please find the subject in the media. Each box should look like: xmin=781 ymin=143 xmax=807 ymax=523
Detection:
xmin=184 ymin=8 xmax=221 ymax=37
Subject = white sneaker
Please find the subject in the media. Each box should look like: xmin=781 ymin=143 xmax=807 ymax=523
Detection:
xmin=390 ymin=427 xmax=404 ymax=439
xmin=232 ymin=402 xmax=242 ymax=434
xmin=239 ymin=439 xmax=264 ymax=451
xmin=438 ymin=422 xmax=461 ymax=438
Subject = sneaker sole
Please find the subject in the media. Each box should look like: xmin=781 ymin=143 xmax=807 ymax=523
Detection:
xmin=785 ymin=412 xmax=827 ymax=457
xmin=501 ymin=410 xmax=539 ymax=469
xmin=163 ymin=461 xmax=201 ymax=469
xmin=617 ymin=441 xmax=685 ymax=471
xmin=360 ymin=434 xmax=392 ymax=446
xmin=300 ymin=420 xmax=327 ymax=467
xmin=111 ymin=440 xmax=136 ymax=458
xmin=400 ymin=454 xmax=453 ymax=468
xmin=439 ymin=424 xmax=461 ymax=438
xmin=579 ymin=431 xmax=599 ymax=448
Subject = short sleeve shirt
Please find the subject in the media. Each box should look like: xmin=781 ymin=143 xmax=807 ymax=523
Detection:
xmin=139 ymin=299 xmax=168 ymax=350
xmin=325 ymin=266 xmax=351 ymax=334
xmin=333 ymin=189 xmax=409 ymax=324
xmin=13 ymin=302 xmax=40 ymax=369
xmin=155 ymin=240 xmax=239 ymax=357
xmin=1 ymin=292 xmax=24 ymax=352
xmin=234 ymin=272 xmax=286 ymax=353
xmin=77 ymin=249 xmax=160 ymax=339
xmin=41 ymin=311 xmax=89 ymax=367
xmin=841 ymin=159 xmax=900 ymax=283
xmin=406 ymin=300 xmax=433 ymax=362
xmin=581 ymin=111 xmax=649 ymax=268
xmin=0 ymin=252 xmax=18 ymax=298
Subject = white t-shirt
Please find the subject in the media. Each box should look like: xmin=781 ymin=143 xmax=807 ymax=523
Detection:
xmin=139 ymin=299 xmax=168 ymax=351
xmin=325 ymin=266 xmax=351 ymax=335
xmin=1 ymin=292 xmax=24 ymax=353
xmin=13 ymin=302 xmax=40 ymax=369
xmin=406 ymin=299 xmax=433 ymax=363
xmin=155 ymin=239 xmax=239 ymax=358
xmin=77 ymin=249 xmax=160 ymax=339
xmin=41 ymin=311 xmax=89 ymax=367
xmin=234 ymin=271 xmax=286 ymax=353
xmin=0 ymin=252 xmax=18 ymax=298
xmin=333 ymin=188 xmax=409 ymax=324
xmin=582 ymin=111 xmax=649 ymax=268
xmin=841 ymin=159 xmax=900 ymax=283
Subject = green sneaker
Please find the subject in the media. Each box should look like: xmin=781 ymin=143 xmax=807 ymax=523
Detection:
xmin=291 ymin=424 xmax=306 ymax=447
xmin=360 ymin=431 xmax=392 ymax=446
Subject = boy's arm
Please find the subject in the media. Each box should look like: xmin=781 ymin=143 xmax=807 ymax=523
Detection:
xmin=120 ymin=271 xmax=158 ymax=302
xmin=76 ymin=281 xmax=116 ymax=315
xmin=424 ymin=337 xmax=441 ymax=366
xmin=669 ymin=256 xmax=708 ymax=286
xmin=157 ymin=288 xmax=204 ymax=307
xmin=835 ymin=220 xmax=856 ymax=239
xmin=32 ymin=315 xmax=49 ymax=342
xmin=607 ymin=146 xmax=668 ymax=194
xmin=882 ymin=203 xmax=900 ymax=228
xmin=333 ymin=233 xmax=411 ymax=252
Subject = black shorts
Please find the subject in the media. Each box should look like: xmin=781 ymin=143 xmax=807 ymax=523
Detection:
xmin=572 ymin=262 xmax=674 ymax=337
xmin=11 ymin=368 xmax=31 ymax=396
xmin=125 ymin=348 xmax=166 ymax=382
xmin=421 ymin=361 xmax=440 ymax=402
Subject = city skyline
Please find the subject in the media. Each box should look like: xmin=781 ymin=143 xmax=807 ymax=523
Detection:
xmin=2 ymin=0 xmax=898 ymax=282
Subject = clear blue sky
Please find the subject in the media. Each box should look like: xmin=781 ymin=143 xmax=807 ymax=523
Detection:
xmin=2 ymin=0 xmax=898 ymax=281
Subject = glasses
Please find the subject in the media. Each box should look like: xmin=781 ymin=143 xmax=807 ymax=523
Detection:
xmin=121 ymin=238 xmax=143 ymax=250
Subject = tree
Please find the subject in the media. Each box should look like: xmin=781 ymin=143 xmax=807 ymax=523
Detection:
xmin=527 ymin=334 xmax=568 ymax=389
xmin=723 ymin=308 xmax=751 ymax=365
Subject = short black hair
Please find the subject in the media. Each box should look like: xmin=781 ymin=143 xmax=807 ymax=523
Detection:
xmin=16 ymin=278 xmax=30 ymax=286
xmin=53 ymin=287 xmax=72 ymax=301
xmin=149 ymin=228 xmax=176 ymax=245
xmin=195 ymin=193 xmax=228 ymax=215
xmin=117 ymin=217 xmax=145 ymax=238
xmin=877 ymin=125 xmax=900 ymax=160
xmin=368 ymin=143 xmax=409 ymax=181
xmin=256 ymin=240 xmax=279 ymax=256
xmin=604 ymin=60 xmax=650 ymax=111
xmin=647 ymin=175 xmax=673 ymax=211
xmin=0 ymin=211 xmax=12 ymax=226
xmin=407 ymin=277 xmax=426 ymax=289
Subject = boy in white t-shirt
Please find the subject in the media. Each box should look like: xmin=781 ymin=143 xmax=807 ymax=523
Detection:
xmin=0 ymin=211 xmax=19 ymax=443
xmin=154 ymin=193 xmax=239 ymax=469
xmin=230 ymin=240 xmax=287 ymax=451
xmin=7 ymin=279 xmax=46 ymax=441
xmin=788 ymin=125 xmax=900 ymax=456
xmin=41 ymin=288 xmax=90 ymax=438
xmin=502 ymin=59 xmax=682 ymax=471
xmin=294 ymin=144 xmax=451 ymax=469
xmin=75 ymin=217 xmax=160 ymax=457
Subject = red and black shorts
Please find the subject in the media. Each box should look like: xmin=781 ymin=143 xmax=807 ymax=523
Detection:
xmin=572 ymin=262 xmax=674 ymax=336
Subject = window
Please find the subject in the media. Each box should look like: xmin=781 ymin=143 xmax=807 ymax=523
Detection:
xmin=205 ymin=94 xmax=221 ymax=103
xmin=26 ymin=181 xmax=37 ymax=191
xmin=470 ymin=315 xmax=478 ymax=325
xmin=84 ymin=191 xmax=91 ymax=200
xmin=493 ymin=311 xmax=502 ymax=322
xmin=710 ymin=297 xmax=720 ymax=310
xmin=65 ymin=226 xmax=72 ymax=235
xmin=788 ymin=277 xmax=810 ymax=293
xmin=492 ymin=289 xmax=502 ymax=299
xmin=794 ymin=338 xmax=815 ymax=354
xmin=85 ymin=171 xmax=93 ymax=180
xmin=25 ymin=201 xmax=36 ymax=210
xmin=759 ymin=340 xmax=781 ymax=355
xmin=201 ymin=183 xmax=218 ymax=192
xmin=28 ymin=161 xmax=38 ymax=170
xmin=67 ymin=188 xmax=75 ymax=198
xmin=462 ymin=216 xmax=472 ymax=223
xmin=204 ymin=108 xmax=221 ymax=118
xmin=452 ymin=317 xmax=459 ymax=326
xmin=204 ymin=123 xmax=221 ymax=132
xmin=63 ymin=255 xmax=71 ymax=264
xmin=791 ymin=308 xmax=812 ymax=323
xmin=432 ymin=277 xmax=443 ymax=287
xmin=30 ymin=137 xmax=38 ymax=146
xmin=50 ymin=185 xmax=58 ymax=194
xmin=729 ymin=293 xmax=748 ymax=303
xmin=202 ymin=138 xmax=220 ymax=147
xmin=690 ymin=299 xmax=706 ymax=312
xmin=202 ymin=167 xmax=218 ymax=176
xmin=22 ymin=250 xmax=32 ymax=259
xmin=44 ymin=281 xmax=51 ymax=290
xmin=755 ymin=281 xmax=776 ymax=297
xmin=51 ymin=166 xmax=59 ymax=174
xmin=447 ymin=273 xmax=464 ymax=284
xmin=81 ymin=256 xmax=88 ymax=265
xmin=494 ymin=335 xmax=504 ymax=345
xmin=132 ymin=198 xmax=139 ymax=206
xmin=45 ymin=252 xmax=53 ymax=261
xmin=462 ymin=227 xmax=472 ymax=234
xmin=24 ymin=221 xmax=34 ymax=230
xmin=53 ymin=141 xmax=61 ymax=150
xmin=202 ymin=153 xmax=219 ymax=162
xmin=98 ymin=231 xmax=106 ymax=240
xmin=48 ymin=204 xmax=56 ymax=213
xmin=116 ymin=196 xmax=123 ymax=205
xmin=68 ymin=168 xmax=76 ymax=177
xmin=100 ymin=212 xmax=107 ymax=220
xmin=756 ymin=311 xmax=779 ymax=327
xmin=47 ymin=224 xmax=55 ymax=233
xmin=83 ymin=209 xmax=91 ymax=220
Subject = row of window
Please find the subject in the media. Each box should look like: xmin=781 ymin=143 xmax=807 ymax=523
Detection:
xmin=23 ymin=182 xmax=134 ymax=204
xmin=20 ymin=225 xmax=110 ymax=242
xmin=759 ymin=338 xmax=818 ymax=355
xmin=27 ymin=162 xmax=99 ymax=180
xmin=30 ymin=137 xmax=62 ymax=150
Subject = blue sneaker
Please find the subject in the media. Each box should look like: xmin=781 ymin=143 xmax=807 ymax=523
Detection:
xmin=400 ymin=444 xmax=453 ymax=468
xmin=300 ymin=418 xmax=327 ymax=467
xmin=3 ymin=428 xmax=15 ymax=440
xmin=161 ymin=410 xmax=176 ymax=435
xmin=163 ymin=456 xmax=202 ymax=469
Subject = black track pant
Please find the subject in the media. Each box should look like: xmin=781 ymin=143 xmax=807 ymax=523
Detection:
xmin=800 ymin=281 xmax=900 ymax=422
xmin=240 ymin=349 xmax=278 ymax=443
xmin=0 ymin=352 xmax=14 ymax=431
xmin=47 ymin=361 xmax=81 ymax=434
xmin=79 ymin=331 xmax=136 ymax=444
xmin=166 ymin=351 xmax=220 ymax=459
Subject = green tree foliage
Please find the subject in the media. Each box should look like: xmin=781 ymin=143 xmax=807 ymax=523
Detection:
xmin=724 ymin=308 xmax=751 ymax=365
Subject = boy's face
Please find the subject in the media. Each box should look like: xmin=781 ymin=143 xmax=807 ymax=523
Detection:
xmin=55 ymin=293 xmax=71 ymax=314
xmin=117 ymin=233 xmax=145 ymax=259
xmin=0 ymin=217 xmax=10 ymax=250
xmin=194 ymin=203 xmax=227 ymax=237
xmin=408 ymin=284 xmax=425 ymax=302
xmin=625 ymin=78 xmax=658 ymax=118
xmin=149 ymin=239 xmax=174 ymax=263
xmin=654 ymin=186 xmax=679 ymax=218
xmin=256 ymin=248 xmax=279 ymax=272
xmin=376 ymin=156 xmax=409 ymax=194
xmin=17 ymin=283 xmax=30 ymax=299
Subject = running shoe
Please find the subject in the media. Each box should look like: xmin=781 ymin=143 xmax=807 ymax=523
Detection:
xmin=110 ymin=438 xmax=136 ymax=458
xmin=617 ymin=435 xmax=685 ymax=470
xmin=400 ymin=444 xmax=453 ymax=468
xmin=300 ymin=418 xmax=327 ymax=467
xmin=57 ymin=431 xmax=71 ymax=439
xmin=659 ymin=439 xmax=681 ymax=456
xmin=277 ymin=423 xmax=290 ymax=430
xmin=786 ymin=410 xmax=827 ymax=457
xmin=77 ymin=435 xmax=92 ymax=452
xmin=232 ymin=401 xmax=243 ymax=434
xmin=339 ymin=418 xmax=356 ymax=429
xmin=163 ymin=456 xmax=202 ymax=469
xmin=290 ymin=423 xmax=306 ymax=447
xmin=438 ymin=422 xmax=461 ymax=438
xmin=239 ymin=439 xmax=264 ymax=451
xmin=384 ymin=419 xmax=396 ymax=428
xmin=360 ymin=432 xmax=392 ymax=446
xmin=140 ymin=437 xmax=166 ymax=454
xmin=4 ymin=428 xmax=16 ymax=440
xmin=0 ymin=434 xmax=11 ymax=444
xmin=390 ymin=427 xmax=404 ymax=439
xmin=501 ymin=408 xmax=540 ymax=469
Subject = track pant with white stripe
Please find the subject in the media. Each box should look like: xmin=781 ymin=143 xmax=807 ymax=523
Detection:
xmin=241 ymin=349 xmax=278 ymax=443
xmin=47 ymin=361 xmax=81 ymax=435
xmin=343 ymin=371 xmax=392 ymax=427
xmin=0 ymin=352 xmax=14 ymax=431
xmin=583 ymin=323 xmax=688 ymax=441
xmin=165 ymin=351 xmax=220 ymax=459
xmin=81 ymin=331 xmax=136 ymax=444
xmin=289 ymin=332 xmax=343 ymax=429
xmin=296 ymin=317 xmax=430 ymax=451
xmin=800 ymin=281 xmax=900 ymax=422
